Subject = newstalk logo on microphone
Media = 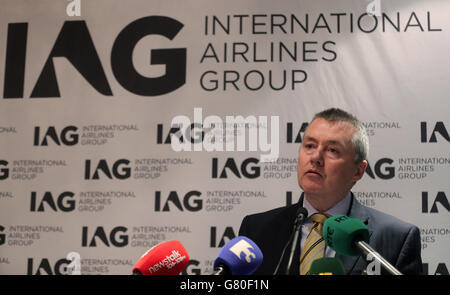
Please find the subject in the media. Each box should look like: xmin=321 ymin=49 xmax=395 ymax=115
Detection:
xmin=148 ymin=250 xmax=187 ymax=274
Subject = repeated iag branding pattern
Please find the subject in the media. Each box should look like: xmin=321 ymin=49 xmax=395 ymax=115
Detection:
xmin=33 ymin=125 xmax=139 ymax=146
xmin=0 ymin=0 xmax=449 ymax=275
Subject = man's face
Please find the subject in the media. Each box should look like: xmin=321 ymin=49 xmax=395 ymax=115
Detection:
xmin=297 ymin=118 xmax=366 ymax=198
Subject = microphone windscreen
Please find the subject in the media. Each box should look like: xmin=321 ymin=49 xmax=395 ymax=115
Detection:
xmin=323 ymin=215 xmax=369 ymax=256
xmin=132 ymin=240 xmax=189 ymax=275
xmin=213 ymin=236 xmax=263 ymax=275
xmin=296 ymin=207 xmax=308 ymax=219
xmin=308 ymin=257 xmax=346 ymax=275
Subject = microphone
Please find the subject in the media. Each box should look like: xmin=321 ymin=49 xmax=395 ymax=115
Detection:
xmin=212 ymin=236 xmax=263 ymax=275
xmin=132 ymin=240 xmax=189 ymax=275
xmin=307 ymin=257 xmax=345 ymax=275
xmin=323 ymin=215 xmax=402 ymax=275
xmin=273 ymin=207 xmax=308 ymax=275
xmin=285 ymin=207 xmax=308 ymax=275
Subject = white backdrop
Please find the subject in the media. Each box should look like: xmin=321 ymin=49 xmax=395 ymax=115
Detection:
xmin=0 ymin=0 xmax=449 ymax=275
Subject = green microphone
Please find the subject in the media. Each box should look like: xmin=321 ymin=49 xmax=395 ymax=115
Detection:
xmin=323 ymin=215 xmax=402 ymax=275
xmin=308 ymin=257 xmax=346 ymax=275
xmin=323 ymin=215 xmax=369 ymax=256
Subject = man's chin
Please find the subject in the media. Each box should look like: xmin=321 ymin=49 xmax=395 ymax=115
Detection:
xmin=299 ymin=178 xmax=323 ymax=189
xmin=299 ymin=184 xmax=325 ymax=195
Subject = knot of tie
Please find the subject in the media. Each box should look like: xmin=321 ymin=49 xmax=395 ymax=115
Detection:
xmin=310 ymin=213 xmax=330 ymax=234
xmin=310 ymin=212 xmax=329 ymax=224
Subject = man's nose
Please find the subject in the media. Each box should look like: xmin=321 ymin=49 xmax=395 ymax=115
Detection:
xmin=310 ymin=148 xmax=324 ymax=166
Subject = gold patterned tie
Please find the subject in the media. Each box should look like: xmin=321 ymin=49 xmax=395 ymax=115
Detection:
xmin=299 ymin=213 xmax=329 ymax=275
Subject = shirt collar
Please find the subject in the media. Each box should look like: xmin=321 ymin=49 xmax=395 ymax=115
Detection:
xmin=303 ymin=192 xmax=352 ymax=218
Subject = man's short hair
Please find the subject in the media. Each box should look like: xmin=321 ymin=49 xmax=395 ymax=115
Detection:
xmin=311 ymin=108 xmax=369 ymax=164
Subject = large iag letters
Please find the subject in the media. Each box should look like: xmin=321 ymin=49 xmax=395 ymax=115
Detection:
xmin=3 ymin=16 xmax=186 ymax=98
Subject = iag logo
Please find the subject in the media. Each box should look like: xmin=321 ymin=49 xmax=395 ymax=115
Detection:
xmin=364 ymin=158 xmax=395 ymax=180
xmin=0 ymin=225 xmax=5 ymax=245
xmin=27 ymin=258 xmax=70 ymax=275
xmin=182 ymin=259 xmax=202 ymax=275
xmin=81 ymin=226 xmax=128 ymax=247
xmin=157 ymin=123 xmax=203 ymax=144
xmin=420 ymin=122 xmax=450 ymax=143
xmin=0 ymin=160 xmax=8 ymax=180
xmin=422 ymin=191 xmax=450 ymax=213
xmin=84 ymin=159 xmax=131 ymax=180
xmin=3 ymin=16 xmax=186 ymax=98
xmin=30 ymin=191 xmax=76 ymax=212
xmin=154 ymin=191 xmax=202 ymax=212
xmin=33 ymin=126 xmax=79 ymax=146
xmin=212 ymin=157 xmax=260 ymax=179
xmin=286 ymin=122 xmax=309 ymax=143
xmin=210 ymin=226 xmax=236 ymax=248
xmin=422 ymin=262 xmax=449 ymax=275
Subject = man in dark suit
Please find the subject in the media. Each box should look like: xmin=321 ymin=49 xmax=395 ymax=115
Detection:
xmin=238 ymin=108 xmax=423 ymax=275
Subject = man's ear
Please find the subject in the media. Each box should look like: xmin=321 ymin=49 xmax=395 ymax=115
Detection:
xmin=352 ymin=160 xmax=367 ymax=182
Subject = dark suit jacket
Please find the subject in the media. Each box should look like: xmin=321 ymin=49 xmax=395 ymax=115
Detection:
xmin=238 ymin=193 xmax=423 ymax=275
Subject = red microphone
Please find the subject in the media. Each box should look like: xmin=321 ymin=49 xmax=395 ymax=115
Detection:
xmin=132 ymin=240 xmax=189 ymax=275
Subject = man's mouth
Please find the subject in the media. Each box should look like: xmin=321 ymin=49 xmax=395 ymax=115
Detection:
xmin=305 ymin=170 xmax=322 ymax=177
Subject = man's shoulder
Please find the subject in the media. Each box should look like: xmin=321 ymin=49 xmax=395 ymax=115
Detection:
xmin=355 ymin=200 xmax=423 ymax=274
xmin=239 ymin=204 xmax=297 ymax=235
xmin=358 ymin=202 xmax=419 ymax=233
xmin=244 ymin=204 xmax=293 ymax=219
xmin=243 ymin=203 xmax=299 ymax=223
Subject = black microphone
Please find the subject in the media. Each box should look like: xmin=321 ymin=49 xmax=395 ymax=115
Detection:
xmin=273 ymin=206 xmax=308 ymax=275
